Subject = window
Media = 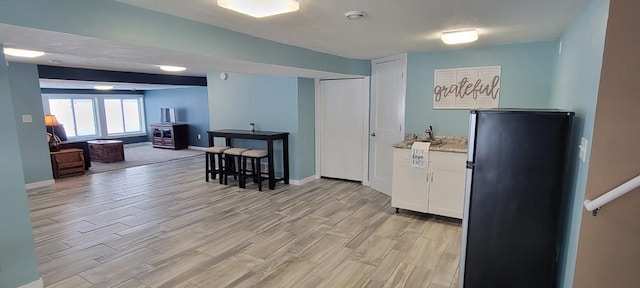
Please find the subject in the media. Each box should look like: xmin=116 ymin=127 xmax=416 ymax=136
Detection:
xmin=48 ymin=98 xmax=98 ymax=137
xmin=44 ymin=94 xmax=145 ymax=139
xmin=104 ymin=98 xmax=143 ymax=135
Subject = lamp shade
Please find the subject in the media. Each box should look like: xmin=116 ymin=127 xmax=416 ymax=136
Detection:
xmin=44 ymin=114 xmax=59 ymax=126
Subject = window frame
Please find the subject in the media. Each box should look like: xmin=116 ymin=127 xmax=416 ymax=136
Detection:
xmin=43 ymin=93 xmax=147 ymax=141
xmin=100 ymin=95 xmax=146 ymax=137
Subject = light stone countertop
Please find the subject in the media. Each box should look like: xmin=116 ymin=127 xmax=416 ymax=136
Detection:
xmin=392 ymin=134 xmax=468 ymax=153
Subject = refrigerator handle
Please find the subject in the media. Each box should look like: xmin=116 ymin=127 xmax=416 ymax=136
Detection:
xmin=466 ymin=161 xmax=475 ymax=169
xmin=467 ymin=112 xmax=477 ymax=163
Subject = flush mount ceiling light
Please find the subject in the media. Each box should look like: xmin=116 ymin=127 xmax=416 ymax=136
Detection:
xmin=94 ymin=85 xmax=114 ymax=90
xmin=441 ymin=29 xmax=479 ymax=45
xmin=345 ymin=11 xmax=366 ymax=20
xmin=159 ymin=65 xmax=186 ymax=72
xmin=217 ymin=0 xmax=299 ymax=18
xmin=3 ymin=47 xmax=45 ymax=58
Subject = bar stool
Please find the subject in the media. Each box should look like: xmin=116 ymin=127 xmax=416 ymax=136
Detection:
xmin=204 ymin=146 xmax=229 ymax=183
xmin=222 ymin=148 xmax=249 ymax=185
xmin=240 ymin=149 xmax=269 ymax=191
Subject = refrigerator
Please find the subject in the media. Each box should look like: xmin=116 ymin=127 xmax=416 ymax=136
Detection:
xmin=459 ymin=109 xmax=574 ymax=288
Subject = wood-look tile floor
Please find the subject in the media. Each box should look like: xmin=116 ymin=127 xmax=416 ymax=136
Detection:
xmin=27 ymin=156 xmax=462 ymax=288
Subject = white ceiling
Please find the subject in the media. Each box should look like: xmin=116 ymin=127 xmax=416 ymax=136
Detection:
xmin=1 ymin=0 xmax=586 ymax=89
xmin=117 ymin=0 xmax=586 ymax=59
xmin=0 ymin=24 xmax=354 ymax=78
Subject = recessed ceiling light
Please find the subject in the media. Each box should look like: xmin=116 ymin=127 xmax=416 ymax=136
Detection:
xmin=345 ymin=11 xmax=366 ymax=20
xmin=94 ymin=85 xmax=114 ymax=90
xmin=3 ymin=48 xmax=45 ymax=58
xmin=217 ymin=0 xmax=299 ymax=18
xmin=159 ymin=65 xmax=187 ymax=72
xmin=441 ymin=29 xmax=479 ymax=45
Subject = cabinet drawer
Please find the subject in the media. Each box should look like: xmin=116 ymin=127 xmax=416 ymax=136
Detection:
xmin=430 ymin=151 xmax=466 ymax=164
xmin=393 ymin=148 xmax=411 ymax=160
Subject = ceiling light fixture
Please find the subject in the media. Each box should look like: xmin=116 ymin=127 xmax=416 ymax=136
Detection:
xmin=217 ymin=0 xmax=299 ymax=18
xmin=159 ymin=65 xmax=186 ymax=72
xmin=3 ymin=48 xmax=45 ymax=58
xmin=345 ymin=11 xmax=366 ymax=20
xmin=441 ymin=29 xmax=479 ymax=45
xmin=94 ymin=85 xmax=114 ymax=90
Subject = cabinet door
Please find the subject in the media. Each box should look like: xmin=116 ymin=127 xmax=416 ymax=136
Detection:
xmin=162 ymin=128 xmax=173 ymax=138
xmin=428 ymin=160 xmax=466 ymax=219
xmin=391 ymin=149 xmax=429 ymax=213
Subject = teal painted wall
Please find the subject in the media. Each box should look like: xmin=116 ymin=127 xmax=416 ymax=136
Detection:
xmin=550 ymin=0 xmax=610 ymax=287
xmin=297 ymin=78 xmax=316 ymax=179
xmin=0 ymin=0 xmax=369 ymax=76
xmin=8 ymin=62 xmax=53 ymax=184
xmin=207 ymin=72 xmax=303 ymax=180
xmin=144 ymin=87 xmax=210 ymax=147
xmin=406 ymin=41 xmax=557 ymax=136
xmin=0 ymin=48 xmax=41 ymax=288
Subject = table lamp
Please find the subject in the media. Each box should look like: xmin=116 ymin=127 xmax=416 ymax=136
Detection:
xmin=44 ymin=114 xmax=60 ymax=151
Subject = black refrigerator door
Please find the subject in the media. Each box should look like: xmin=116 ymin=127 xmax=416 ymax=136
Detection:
xmin=462 ymin=110 xmax=573 ymax=288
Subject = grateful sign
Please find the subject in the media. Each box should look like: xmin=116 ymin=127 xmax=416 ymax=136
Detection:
xmin=433 ymin=66 xmax=501 ymax=109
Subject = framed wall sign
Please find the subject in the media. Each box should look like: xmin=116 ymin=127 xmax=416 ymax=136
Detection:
xmin=433 ymin=66 xmax=501 ymax=109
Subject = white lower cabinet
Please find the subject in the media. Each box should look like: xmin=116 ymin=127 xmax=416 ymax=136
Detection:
xmin=391 ymin=151 xmax=430 ymax=213
xmin=391 ymin=148 xmax=466 ymax=219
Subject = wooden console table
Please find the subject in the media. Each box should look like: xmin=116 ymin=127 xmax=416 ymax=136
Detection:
xmin=50 ymin=148 xmax=85 ymax=179
xmin=88 ymin=140 xmax=124 ymax=163
xmin=208 ymin=129 xmax=289 ymax=190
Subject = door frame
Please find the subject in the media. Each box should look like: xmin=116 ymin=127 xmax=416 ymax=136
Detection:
xmin=370 ymin=53 xmax=407 ymax=135
xmin=368 ymin=54 xmax=407 ymax=194
xmin=315 ymin=77 xmax=371 ymax=185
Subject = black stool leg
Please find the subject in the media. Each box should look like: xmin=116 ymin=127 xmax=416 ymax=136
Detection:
xmin=232 ymin=156 xmax=238 ymax=181
xmin=240 ymin=156 xmax=246 ymax=188
xmin=205 ymin=152 xmax=210 ymax=182
xmin=218 ymin=153 xmax=225 ymax=184
xmin=211 ymin=153 xmax=217 ymax=180
xmin=257 ymin=157 xmax=263 ymax=191
xmin=223 ymin=155 xmax=230 ymax=185
xmin=250 ymin=158 xmax=256 ymax=184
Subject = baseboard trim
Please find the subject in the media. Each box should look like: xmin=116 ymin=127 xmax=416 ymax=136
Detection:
xmin=289 ymin=176 xmax=316 ymax=186
xmin=18 ymin=277 xmax=43 ymax=288
xmin=25 ymin=180 xmax=55 ymax=190
xmin=188 ymin=146 xmax=208 ymax=151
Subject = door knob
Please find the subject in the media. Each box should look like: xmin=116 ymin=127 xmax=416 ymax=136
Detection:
xmin=371 ymin=132 xmax=376 ymax=137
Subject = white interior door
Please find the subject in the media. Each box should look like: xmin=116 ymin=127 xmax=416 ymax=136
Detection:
xmin=369 ymin=55 xmax=406 ymax=195
xmin=319 ymin=78 xmax=368 ymax=181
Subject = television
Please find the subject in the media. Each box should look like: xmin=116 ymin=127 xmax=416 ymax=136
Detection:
xmin=160 ymin=108 xmax=176 ymax=123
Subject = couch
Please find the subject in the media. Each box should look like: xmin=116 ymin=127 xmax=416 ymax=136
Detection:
xmin=47 ymin=125 xmax=92 ymax=169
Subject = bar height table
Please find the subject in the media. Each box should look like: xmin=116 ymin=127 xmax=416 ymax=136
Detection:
xmin=207 ymin=129 xmax=289 ymax=190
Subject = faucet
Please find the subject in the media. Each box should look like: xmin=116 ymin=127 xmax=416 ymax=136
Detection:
xmin=425 ymin=125 xmax=435 ymax=141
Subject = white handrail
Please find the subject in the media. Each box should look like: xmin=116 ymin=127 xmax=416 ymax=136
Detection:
xmin=584 ymin=174 xmax=640 ymax=214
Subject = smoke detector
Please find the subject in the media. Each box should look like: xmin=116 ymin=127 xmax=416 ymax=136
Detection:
xmin=345 ymin=11 xmax=366 ymax=20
